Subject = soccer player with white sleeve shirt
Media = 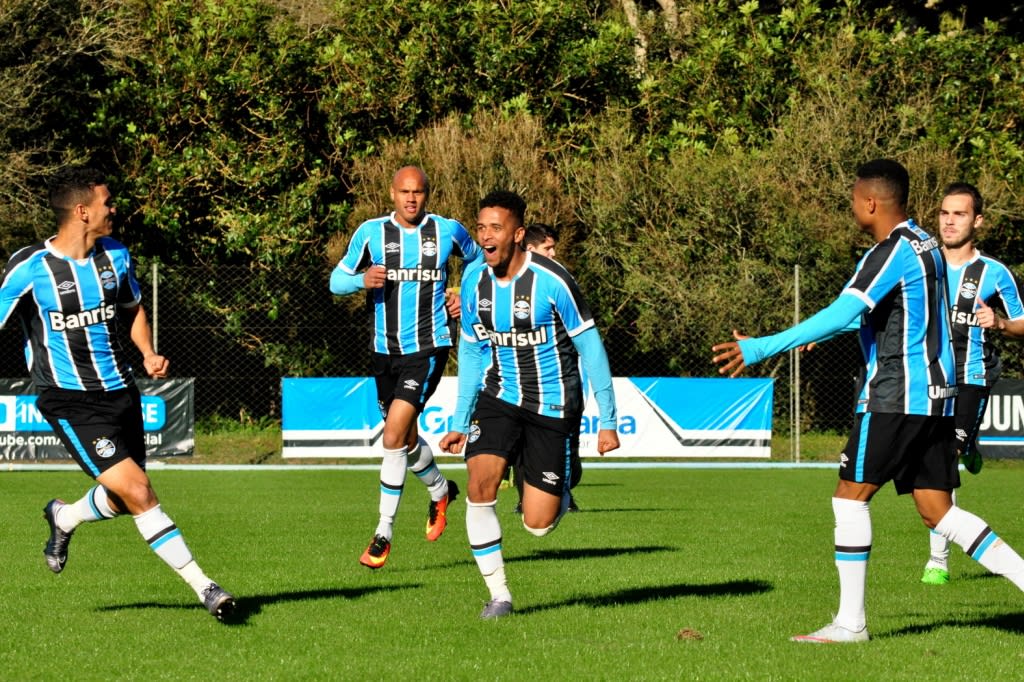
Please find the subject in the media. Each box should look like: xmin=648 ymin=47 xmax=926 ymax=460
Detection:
xmin=712 ymin=159 xmax=1024 ymax=643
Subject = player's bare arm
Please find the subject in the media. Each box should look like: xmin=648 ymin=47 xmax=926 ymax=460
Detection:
xmin=125 ymin=304 xmax=169 ymax=378
xmin=975 ymin=298 xmax=1024 ymax=339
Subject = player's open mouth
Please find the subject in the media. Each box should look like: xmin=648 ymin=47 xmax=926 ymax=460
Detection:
xmin=483 ymin=246 xmax=497 ymax=253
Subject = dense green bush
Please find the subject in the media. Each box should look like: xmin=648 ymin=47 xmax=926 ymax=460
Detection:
xmin=4 ymin=0 xmax=1024 ymax=417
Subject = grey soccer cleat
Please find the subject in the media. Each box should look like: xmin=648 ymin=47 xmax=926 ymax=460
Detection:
xmin=479 ymin=599 xmax=513 ymax=620
xmin=201 ymin=582 xmax=236 ymax=622
xmin=43 ymin=499 xmax=74 ymax=574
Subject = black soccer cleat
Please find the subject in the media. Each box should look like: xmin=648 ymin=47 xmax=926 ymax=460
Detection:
xmin=201 ymin=582 xmax=236 ymax=622
xmin=43 ymin=499 xmax=74 ymax=574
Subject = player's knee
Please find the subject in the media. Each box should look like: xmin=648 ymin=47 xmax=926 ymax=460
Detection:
xmin=523 ymin=520 xmax=556 ymax=537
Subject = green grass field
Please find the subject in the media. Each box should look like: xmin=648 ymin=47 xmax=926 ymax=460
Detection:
xmin=2 ymin=466 xmax=1023 ymax=680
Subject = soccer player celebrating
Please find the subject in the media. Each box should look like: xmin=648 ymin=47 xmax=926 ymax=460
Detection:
xmin=439 ymin=191 xmax=619 ymax=620
xmin=331 ymin=166 xmax=481 ymax=568
xmin=506 ymin=222 xmax=580 ymax=514
xmin=712 ymin=159 xmax=1024 ymax=643
xmin=0 ymin=167 xmax=235 ymax=621
xmin=920 ymin=182 xmax=1024 ymax=585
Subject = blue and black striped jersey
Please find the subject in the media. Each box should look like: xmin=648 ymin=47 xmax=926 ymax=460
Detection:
xmin=460 ymin=252 xmax=594 ymax=419
xmin=0 ymin=238 xmax=142 ymax=391
xmin=947 ymin=252 xmax=1024 ymax=387
xmin=335 ymin=212 xmax=482 ymax=355
xmin=842 ymin=219 xmax=956 ymax=416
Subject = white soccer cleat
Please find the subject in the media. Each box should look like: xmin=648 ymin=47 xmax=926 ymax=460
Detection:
xmin=791 ymin=620 xmax=869 ymax=643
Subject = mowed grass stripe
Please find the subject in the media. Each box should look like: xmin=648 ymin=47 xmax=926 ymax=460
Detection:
xmin=1 ymin=467 xmax=1022 ymax=680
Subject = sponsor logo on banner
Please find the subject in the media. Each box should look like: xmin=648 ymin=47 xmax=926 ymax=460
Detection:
xmin=0 ymin=378 xmax=193 ymax=460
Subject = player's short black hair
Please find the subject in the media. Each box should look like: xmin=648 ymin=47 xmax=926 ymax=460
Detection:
xmin=49 ymin=167 xmax=108 ymax=224
xmin=856 ymin=159 xmax=910 ymax=208
xmin=523 ymin=223 xmax=558 ymax=248
xmin=943 ymin=182 xmax=984 ymax=215
xmin=479 ymin=190 xmax=526 ymax=226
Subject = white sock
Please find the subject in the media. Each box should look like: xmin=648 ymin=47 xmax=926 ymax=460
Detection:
xmin=466 ymin=500 xmax=511 ymax=603
xmin=925 ymin=490 xmax=956 ymax=571
xmin=926 ymin=529 xmax=950 ymax=571
xmin=178 ymin=561 xmax=215 ymax=600
xmin=376 ymin=447 xmax=407 ymax=539
xmin=58 ymin=485 xmax=118 ymax=531
xmin=832 ymin=497 xmax=870 ymax=631
xmin=408 ymin=439 xmax=448 ymax=502
xmin=936 ymin=506 xmax=1024 ymax=590
xmin=133 ymin=505 xmax=211 ymax=598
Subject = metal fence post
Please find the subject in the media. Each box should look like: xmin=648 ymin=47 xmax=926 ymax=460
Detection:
xmin=151 ymin=261 xmax=158 ymax=353
xmin=791 ymin=264 xmax=801 ymax=462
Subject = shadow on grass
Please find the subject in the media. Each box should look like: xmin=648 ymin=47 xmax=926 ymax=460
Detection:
xmin=96 ymin=584 xmax=420 ymax=626
xmin=561 ymin=507 xmax=679 ymax=513
xmin=515 ymin=579 xmax=772 ymax=615
xmin=884 ymin=611 xmax=1024 ymax=638
xmin=507 ymin=545 xmax=676 ymax=563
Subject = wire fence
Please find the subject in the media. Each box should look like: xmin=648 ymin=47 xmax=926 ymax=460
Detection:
xmin=0 ymin=263 xmax=890 ymax=438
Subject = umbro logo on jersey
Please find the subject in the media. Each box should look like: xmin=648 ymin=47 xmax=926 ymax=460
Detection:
xmin=541 ymin=471 xmax=560 ymax=486
xmin=403 ymin=379 xmax=420 ymax=390
xmin=57 ymin=281 xmax=77 ymax=295
xmin=478 ymin=298 xmax=492 ymax=311
xmin=385 ymin=241 xmax=400 ymax=253
xmin=839 ymin=452 xmax=848 ymax=468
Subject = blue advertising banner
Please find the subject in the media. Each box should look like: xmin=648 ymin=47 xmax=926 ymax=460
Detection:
xmin=0 ymin=377 xmax=194 ymax=460
xmin=282 ymin=376 xmax=774 ymax=459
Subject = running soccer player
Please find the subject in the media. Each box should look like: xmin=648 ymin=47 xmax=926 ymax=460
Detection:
xmin=439 ymin=191 xmax=619 ymax=620
xmin=0 ymin=167 xmax=235 ymax=621
xmin=330 ymin=165 xmax=482 ymax=568
xmin=712 ymin=159 xmax=1024 ymax=643
xmin=920 ymin=182 xmax=1024 ymax=585
xmin=505 ymin=223 xmax=580 ymax=515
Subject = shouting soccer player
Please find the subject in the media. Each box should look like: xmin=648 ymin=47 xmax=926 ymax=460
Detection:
xmin=440 ymin=190 xmax=619 ymax=619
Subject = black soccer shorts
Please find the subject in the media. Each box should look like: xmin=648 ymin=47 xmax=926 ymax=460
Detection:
xmin=35 ymin=385 xmax=147 ymax=478
xmin=839 ymin=412 xmax=958 ymax=494
xmin=465 ymin=393 xmax=580 ymax=496
xmin=371 ymin=347 xmax=449 ymax=417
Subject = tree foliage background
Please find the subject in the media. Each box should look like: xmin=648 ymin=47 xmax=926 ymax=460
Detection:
xmin=3 ymin=0 xmax=1024 ymax=421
